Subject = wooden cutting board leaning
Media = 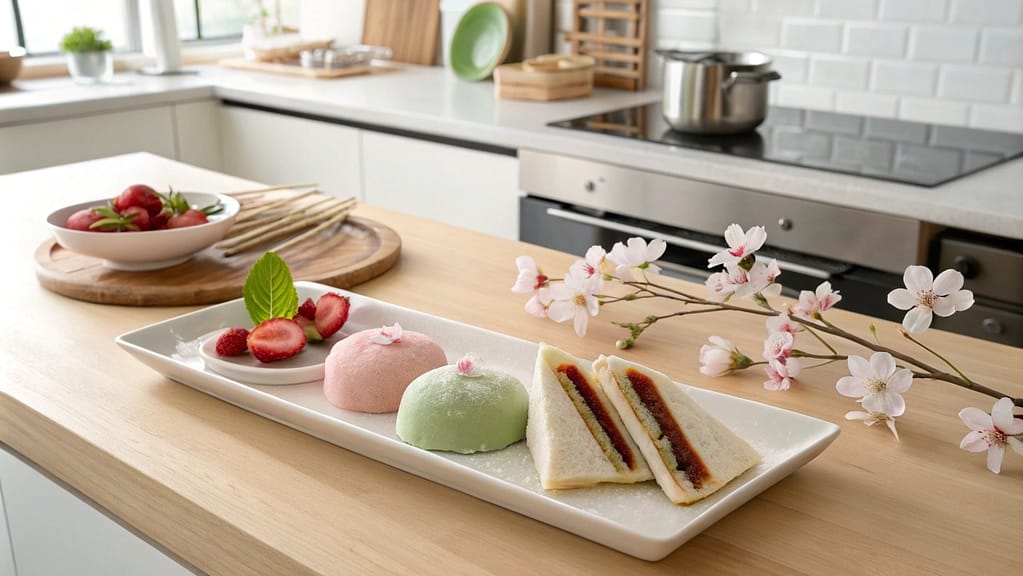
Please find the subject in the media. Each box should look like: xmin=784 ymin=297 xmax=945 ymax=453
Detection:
xmin=362 ymin=0 xmax=441 ymax=66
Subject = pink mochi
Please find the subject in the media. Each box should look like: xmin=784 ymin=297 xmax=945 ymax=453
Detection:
xmin=323 ymin=327 xmax=447 ymax=413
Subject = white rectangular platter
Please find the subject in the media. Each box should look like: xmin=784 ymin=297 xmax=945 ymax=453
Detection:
xmin=116 ymin=281 xmax=840 ymax=561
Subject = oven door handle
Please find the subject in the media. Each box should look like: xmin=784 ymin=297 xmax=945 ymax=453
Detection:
xmin=544 ymin=207 xmax=833 ymax=280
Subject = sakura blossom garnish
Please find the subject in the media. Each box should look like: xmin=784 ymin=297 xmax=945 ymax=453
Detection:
xmin=512 ymin=255 xmax=548 ymax=293
xmin=572 ymin=245 xmax=613 ymax=284
xmin=370 ymin=323 xmax=403 ymax=345
xmin=698 ymin=336 xmax=753 ymax=377
xmin=846 ymin=409 xmax=901 ymax=441
xmin=456 ymin=353 xmax=485 ymax=377
xmin=794 ymin=281 xmax=842 ymax=320
xmin=959 ymin=397 xmax=1023 ymax=474
xmin=763 ymin=331 xmax=795 ymax=362
xmin=836 ymin=352 xmax=913 ymax=416
xmin=707 ymin=224 xmax=767 ymax=267
xmin=763 ymin=358 xmax=799 ymax=391
xmin=606 ymin=237 xmax=666 ymax=281
xmin=887 ymin=266 xmax=974 ymax=334
xmin=766 ymin=313 xmax=803 ymax=334
xmin=706 ymin=260 xmax=779 ymax=302
xmin=546 ymin=267 xmax=600 ymax=337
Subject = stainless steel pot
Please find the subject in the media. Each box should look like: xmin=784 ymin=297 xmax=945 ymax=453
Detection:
xmin=658 ymin=50 xmax=781 ymax=134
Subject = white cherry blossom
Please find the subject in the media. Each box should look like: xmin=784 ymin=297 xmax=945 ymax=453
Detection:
xmin=370 ymin=323 xmax=402 ymax=345
xmin=698 ymin=336 xmax=752 ymax=377
xmin=959 ymin=397 xmax=1023 ymax=474
xmin=794 ymin=281 xmax=842 ymax=319
xmin=766 ymin=313 xmax=803 ymax=334
xmin=708 ymin=224 xmax=767 ymax=267
xmin=846 ymin=410 xmax=901 ymax=441
xmin=836 ymin=352 xmax=913 ymax=416
xmin=887 ymin=266 xmax=974 ymax=334
xmin=546 ymin=267 xmax=600 ymax=337
xmin=606 ymin=237 xmax=666 ymax=281
xmin=764 ymin=358 xmax=799 ymax=391
xmin=511 ymin=255 xmax=548 ymax=293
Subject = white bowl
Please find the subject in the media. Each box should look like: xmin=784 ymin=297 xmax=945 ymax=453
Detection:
xmin=47 ymin=192 xmax=240 ymax=271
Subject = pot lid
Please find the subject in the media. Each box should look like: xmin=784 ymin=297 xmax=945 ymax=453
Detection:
xmin=656 ymin=49 xmax=773 ymax=69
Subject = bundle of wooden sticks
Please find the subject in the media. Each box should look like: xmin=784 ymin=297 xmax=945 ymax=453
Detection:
xmin=214 ymin=184 xmax=356 ymax=256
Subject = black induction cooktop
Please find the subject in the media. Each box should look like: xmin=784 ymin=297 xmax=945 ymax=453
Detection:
xmin=549 ymin=103 xmax=1023 ymax=187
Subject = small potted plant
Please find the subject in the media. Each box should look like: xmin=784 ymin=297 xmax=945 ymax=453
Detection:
xmin=60 ymin=26 xmax=113 ymax=84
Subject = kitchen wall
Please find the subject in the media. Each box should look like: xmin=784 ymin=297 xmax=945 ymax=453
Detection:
xmin=554 ymin=0 xmax=1023 ymax=133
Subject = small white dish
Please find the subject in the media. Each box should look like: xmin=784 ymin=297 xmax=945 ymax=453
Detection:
xmin=199 ymin=328 xmax=345 ymax=385
xmin=46 ymin=192 xmax=240 ymax=271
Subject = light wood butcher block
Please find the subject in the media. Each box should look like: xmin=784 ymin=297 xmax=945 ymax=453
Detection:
xmin=362 ymin=0 xmax=440 ymax=66
xmin=33 ymin=216 xmax=401 ymax=306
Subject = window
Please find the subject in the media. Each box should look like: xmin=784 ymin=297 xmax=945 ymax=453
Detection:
xmin=2 ymin=0 xmax=299 ymax=55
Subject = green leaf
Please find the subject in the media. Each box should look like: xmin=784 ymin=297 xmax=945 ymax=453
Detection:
xmin=243 ymin=252 xmax=299 ymax=325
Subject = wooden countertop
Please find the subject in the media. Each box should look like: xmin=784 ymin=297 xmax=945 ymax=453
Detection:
xmin=2 ymin=153 xmax=1021 ymax=575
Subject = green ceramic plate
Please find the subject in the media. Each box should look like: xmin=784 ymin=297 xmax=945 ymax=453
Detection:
xmin=449 ymin=2 xmax=511 ymax=81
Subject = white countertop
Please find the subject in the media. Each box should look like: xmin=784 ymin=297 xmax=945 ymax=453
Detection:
xmin=2 ymin=63 xmax=1021 ymax=239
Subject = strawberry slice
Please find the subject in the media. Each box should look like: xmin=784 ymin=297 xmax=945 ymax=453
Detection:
xmin=215 ymin=327 xmax=250 ymax=356
xmin=247 ymin=318 xmax=307 ymax=363
xmin=293 ymin=315 xmax=323 ymax=342
xmin=296 ymin=297 xmax=317 ymax=321
xmin=314 ymin=293 xmax=350 ymax=339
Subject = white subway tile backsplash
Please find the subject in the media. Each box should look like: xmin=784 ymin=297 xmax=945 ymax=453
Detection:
xmin=970 ymin=103 xmax=1023 ymax=132
xmin=657 ymin=10 xmax=718 ymax=43
xmin=909 ymin=26 xmax=979 ymax=63
xmin=776 ymin=84 xmax=836 ymax=109
xmin=816 ymin=0 xmax=877 ymax=20
xmin=782 ymin=19 xmax=843 ymax=52
xmin=836 ymin=90 xmax=900 ymax=117
xmin=1012 ymin=70 xmax=1022 ymax=103
xmin=979 ymin=28 xmax=1023 ymax=66
xmin=898 ymin=97 xmax=970 ymax=125
xmin=659 ymin=0 xmax=719 ymax=8
xmin=719 ymin=13 xmax=782 ymax=48
xmin=845 ymin=23 xmax=907 ymax=57
xmin=872 ymin=61 xmax=938 ymax=95
xmin=753 ymin=0 xmax=814 ymax=16
xmin=879 ymin=0 xmax=947 ymax=23
xmin=950 ymin=0 xmax=1023 ymax=25
xmin=809 ymin=56 xmax=871 ymax=89
xmin=768 ymin=51 xmax=810 ymax=82
xmin=939 ymin=65 xmax=1013 ymax=102
xmin=555 ymin=1 xmax=572 ymax=33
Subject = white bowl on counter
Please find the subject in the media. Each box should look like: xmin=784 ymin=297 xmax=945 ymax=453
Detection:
xmin=46 ymin=192 xmax=240 ymax=271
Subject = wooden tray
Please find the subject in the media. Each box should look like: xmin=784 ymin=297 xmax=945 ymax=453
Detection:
xmin=34 ymin=216 xmax=401 ymax=307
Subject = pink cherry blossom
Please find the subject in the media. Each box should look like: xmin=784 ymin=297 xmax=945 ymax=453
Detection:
xmin=606 ymin=237 xmax=666 ymax=281
xmin=456 ymin=353 xmax=484 ymax=377
xmin=766 ymin=313 xmax=803 ymax=334
xmin=763 ymin=358 xmax=799 ymax=391
xmin=836 ymin=352 xmax=913 ymax=416
xmin=572 ymin=245 xmax=613 ymax=283
xmin=547 ymin=267 xmax=600 ymax=337
xmin=959 ymin=397 xmax=1023 ymax=474
xmin=794 ymin=281 xmax=842 ymax=319
xmin=698 ymin=336 xmax=752 ymax=377
xmin=846 ymin=410 xmax=901 ymax=441
xmin=512 ymin=255 xmax=548 ymax=293
xmin=706 ymin=261 xmax=780 ymax=302
xmin=708 ymin=224 xmax=767 ymax=268
xmin=762 ymin=330 xmax=799 ymax=367
xmin=887 ymin=266 xmax=974 ymax=334
xmin=370 ymin=323 xmax=402 ymax=345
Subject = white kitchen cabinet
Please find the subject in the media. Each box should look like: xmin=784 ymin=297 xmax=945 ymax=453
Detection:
xmin=173 ymin=100 xmax=223 ymax=171
xmin=0 ymin=106 xmax=177 ymax=175
xmin=0 ymin=447 xmax=192 ymax=576
xmin=361 ymin=131 xmax=521 ymax=240
xmin=219 ymin=105 xmax=362 ymax=198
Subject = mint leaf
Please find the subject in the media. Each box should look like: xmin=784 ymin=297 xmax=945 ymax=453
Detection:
xmin=243 ymin=252 xmax=299 ymax=325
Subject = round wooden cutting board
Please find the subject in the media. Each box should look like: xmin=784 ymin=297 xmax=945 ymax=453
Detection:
xmin=34 ymin=216 xmax=401 ymax=306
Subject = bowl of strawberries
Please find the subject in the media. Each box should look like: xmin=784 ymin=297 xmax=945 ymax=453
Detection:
xmin=47 ymin=184 xmax=240 ymax=271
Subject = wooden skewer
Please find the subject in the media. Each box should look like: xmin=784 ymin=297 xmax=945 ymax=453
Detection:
xmin=218 ymin=201 xmax=355 ymax=255
xmin=225 ymin=195 xmax=338 ymax=236
xmin=220 ymin=197 xmax=353 ymax=247
xmin=269 ymin=207 xmax=352 ymax=254
xmin=223 ymin=183 xmax=319 ymax=197
xmin=233 ymin=190 xmax=321 ymax=224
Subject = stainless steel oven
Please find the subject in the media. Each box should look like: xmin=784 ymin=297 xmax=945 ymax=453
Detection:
xmin=518 ymin=149 xmax=1022 ymax=347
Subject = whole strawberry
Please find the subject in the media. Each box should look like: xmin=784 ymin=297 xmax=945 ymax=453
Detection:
xmin=314 ymin=293 xmax=350 ymax=339
xmin=246 ymin=318 xmax=306 ymax=363
xmin=167 ymin=209 xmax=209 ymax=229
xmin=114 ymin=184 xmax=163 ymax=217
xmin=65 ymin=208 xmax=105 ymax=231
xmin=215 ymin=327 xmax=250 ymax=357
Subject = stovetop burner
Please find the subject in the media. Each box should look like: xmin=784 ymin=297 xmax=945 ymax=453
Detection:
xmin=549 ymin=103 xmax=1023 ymax=187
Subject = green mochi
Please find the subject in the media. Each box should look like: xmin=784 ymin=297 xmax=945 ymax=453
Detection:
xmin=396 ymin=366 xmax=528 ymax=454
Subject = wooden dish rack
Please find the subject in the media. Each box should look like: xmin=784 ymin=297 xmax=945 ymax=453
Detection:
xmin=565 ymin=0 xmax=649 ymax=91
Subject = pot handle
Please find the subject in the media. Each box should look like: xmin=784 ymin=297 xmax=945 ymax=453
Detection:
xmin=723 ymin=69 xmax=781 ymax=89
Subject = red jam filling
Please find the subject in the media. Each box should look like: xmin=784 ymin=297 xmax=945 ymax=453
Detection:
xmin=626 ymin=369 xmax=709 ymax=488
xmin=557 ymin=364 xmax=638 ymax=470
